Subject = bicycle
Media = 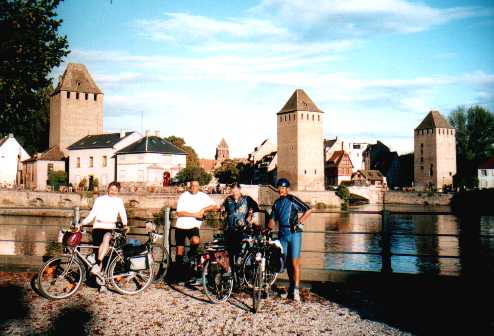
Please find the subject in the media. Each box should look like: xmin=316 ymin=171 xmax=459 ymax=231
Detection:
xmin=37 ymin=224 xmax=155 ymax=300
xmin=145 ymin=220 xmax=171 ymax=284
xmin=246 ymin=230 xmax=284 ymax=313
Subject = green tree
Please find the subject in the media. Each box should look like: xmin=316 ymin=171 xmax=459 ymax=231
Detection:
xmin=214 ymin=160 xmax=240 ymax=184
xmin=0 ymin=0 xmax=69 ymax=154
xmin=336 ymin=185 xmax=350 ymax=207
xmin=449 ymin=106 xmax=494 ymax=189
xmin=47 ymin=170 xmax=67 ymax=190
xmin=175 ymin=166 xmax=212 ymax=186
xmin=164 ymin=135 xmax=200 ymax=167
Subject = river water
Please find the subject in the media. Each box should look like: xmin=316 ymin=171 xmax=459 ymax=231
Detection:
xmin=1 ymin=204 xmax=493 ymax=276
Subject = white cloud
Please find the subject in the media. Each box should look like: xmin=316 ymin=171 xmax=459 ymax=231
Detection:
xmin=135 ymin=12 xmax=289 ymax=42
xmin=253 ymin=0 xmax=488 ymax=36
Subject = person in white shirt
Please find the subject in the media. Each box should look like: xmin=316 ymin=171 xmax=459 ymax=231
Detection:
xmin=175 ymin=179 xmax=218 ymax=284
xmin=79 ymin=181 xmax=128 ymax=285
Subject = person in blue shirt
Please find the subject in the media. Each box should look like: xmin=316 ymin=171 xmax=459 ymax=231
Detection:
xmin=268 ymin=178 xmax=312 ymax=302
xmin=222 ymin=182 xmax=260 ymax=268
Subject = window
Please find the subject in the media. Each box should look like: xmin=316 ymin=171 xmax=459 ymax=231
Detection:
xmin=102 ymin=156 xmax=107 ymax=167
xmin=94 ymin=94 xmax=98 ymax=101
xmin=66 ymin=91 xmax=70 ymax=99
xmin=301 ymin=113 xmax=304 ymax=120
xmin=312 ymin=114 xmax=315 ymax=121
xmin=318 ymin=115 xmax=320 ymax=122
xmin=288 ymin=114 xmax=291 ymax=121
xmin=85 ymin=93 xmax=88 ymax=100
xmin=481 ymin=169 xmax=487 ymax=176
xmin=421 ymin=166 xmax=424 ymax=171
xmin=47 ymin=163 xmax=54 ymax=173
xmin=76 ymin=157 xmax=80 ymax=168
xmin=76 ymin=92 xmax=79 ymax=99
xmin=89 ymin=156 xmax=93 ymax=168
xmin=353 ymin=144 xmax=361 ymax=149
xmin=280 ymin=116 xmax=282 ymax=122
xmin=314 ymin=169 xmax=317 ymax=174
xmin=429 ymin=164 xmax=434 ymax=177
xmin=420 ymin=157 xmax=423 ymax=163
xmin=304 ymin=170 xmax=307 ymax=175
xmin=284 ymin=115 xmax=287 ymax=121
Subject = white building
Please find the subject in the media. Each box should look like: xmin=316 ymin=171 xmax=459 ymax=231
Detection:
xmin=0 ymin=134 xmax=30 ymax=187
xmin=23 ymin=146 xmax=65 ymax=191
xmin=115 ymin=134 xmax=186 ymax=186
xmin=346 ymin=142 xmax=370 ymax=172
xmin=67 ymin=131 xmax=142 ymax=189
xmin=479 ymin=156 xmax=494 ymax=189
xmin=248 ymin=139 xmax=277 ymax=163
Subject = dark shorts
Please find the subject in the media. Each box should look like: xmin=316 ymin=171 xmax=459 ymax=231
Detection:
xmin=175 ymin=227 xmax=200 ymax=246
xmin=92 ymin=229 xmax=113 ymax=246
xmin=224 ymin=229 xmax=243 ymax=256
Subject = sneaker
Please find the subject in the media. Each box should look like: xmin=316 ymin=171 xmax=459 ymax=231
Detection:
xmin=90 ymin=264 xmax=101 ymax=276
xmin=293 ymin=288 xmax=301 ymax=302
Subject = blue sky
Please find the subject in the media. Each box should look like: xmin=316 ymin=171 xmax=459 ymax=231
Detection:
xmin=55 ymin=0 xmax=494 ymax=158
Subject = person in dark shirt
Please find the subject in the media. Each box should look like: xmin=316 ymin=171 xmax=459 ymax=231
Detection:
xmin=222 ymin=182 xmax=260 ymax=273
xmin=268 ymin=178 xmax=312 ymax=302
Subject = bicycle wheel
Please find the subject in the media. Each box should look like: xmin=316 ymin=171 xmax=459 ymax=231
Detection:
xmin=252 ymin=263 xmax=263 ymax=313
xmin=37 ymin=255 xmax=84 ymax=300
xmin=109 ymin=255 xmax=154 ymax=295
xmin=151 ymin=244 xmax=171 ymax=284
xmin=202 ymin=260 xmax=233 ymax=303
xmin=243 ymin=252 xmax=278 ymax=288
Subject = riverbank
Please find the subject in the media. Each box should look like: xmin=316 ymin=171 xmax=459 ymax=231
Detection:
xmin=0 ymin=272 xmax=409 ymax=336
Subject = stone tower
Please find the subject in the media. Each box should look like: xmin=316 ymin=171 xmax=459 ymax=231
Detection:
xmin=277 ymin=89 xmax=325 ymax=191
xmin=49 ymin=63 xmax=104 ymax=151
xmin=215 ymin=138 xmax=230 ymax=162
xmin=414 ymin=110 xmax=456 ymax=190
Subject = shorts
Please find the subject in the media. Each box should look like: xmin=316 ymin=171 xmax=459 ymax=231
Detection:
xmin=278 ymin=230 xmax=302 ymax=260
xmin=175 ymin=227 xmax=200 ymax=246
xmin=224 ymin=229 xmax=243 ymax=256
xmin=92 ymin=229 xmax=113 ymax=245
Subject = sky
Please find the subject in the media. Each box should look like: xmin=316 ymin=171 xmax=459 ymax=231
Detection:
xmin=54 ymin=0 xmax=494 ymax=158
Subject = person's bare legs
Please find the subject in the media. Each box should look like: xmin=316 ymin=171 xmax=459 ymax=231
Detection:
xmin=97 ymin=233 xmax=112 ymax=268
xmin=292 ymin=258 xmax=301 ymax=288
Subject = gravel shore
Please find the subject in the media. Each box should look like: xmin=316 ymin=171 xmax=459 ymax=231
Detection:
xmin=0 ymin=272 xmax=410 ymax=336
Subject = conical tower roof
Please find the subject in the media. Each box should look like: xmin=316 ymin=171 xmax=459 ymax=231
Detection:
xmin=52 ymin=63 xmax=102 ymax=95
xmin=278 ymin=89 xmax=322 ymax=114
xmin=415 ymin=110 xmax=453 ymax=130
xmin=218 ymin=138 xmax=229 ymax=148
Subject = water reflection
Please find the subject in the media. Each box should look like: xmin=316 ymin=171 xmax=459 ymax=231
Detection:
xmin=1 ymin=206 xmax=493 ymax=276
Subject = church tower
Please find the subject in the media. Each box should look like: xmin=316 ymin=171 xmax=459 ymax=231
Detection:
xmin=414 ymin=110 xmax=456 ymax=190
xmin=277 ymin=89 xmax=325 ymax=191
xmin=215 ymin=138 xmax=230 ymax=162
xmin=49 ymin=63 xmax=104 ymax=151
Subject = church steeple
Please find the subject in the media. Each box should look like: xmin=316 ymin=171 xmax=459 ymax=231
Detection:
xmin=215 ymin=138 xmax=229 ymax=162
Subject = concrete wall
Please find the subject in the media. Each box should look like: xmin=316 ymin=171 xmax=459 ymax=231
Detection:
xmin=384 ymin=191 xmax=453 ymax=206
xmin=259 ymin=185 xmax=341 ymax=208
xmin=478 ymin=168 xmax=494 ymax=189
xmin=277 ymin=111 xmax=325 ymax=191
xmin=117 ymin=152 xmax=186 ymax=184
xmin=68 ymin=132 xmax=142 ymax=187
xmin=50 ymin=91 xmax=104 ymax=150
xmin=414 ymin=127 xmax=456 ymax=190
xmin=0 ymin=136 xmax=30 ymax=185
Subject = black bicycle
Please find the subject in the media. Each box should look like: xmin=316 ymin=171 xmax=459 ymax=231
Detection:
xmin=37 ymin=225 xmax=155 ymax=299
